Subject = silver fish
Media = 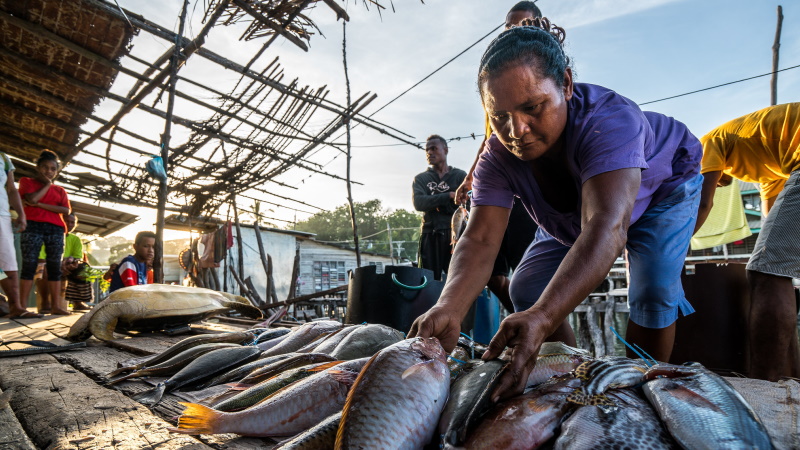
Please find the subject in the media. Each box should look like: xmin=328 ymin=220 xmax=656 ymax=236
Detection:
xmin=261 ymin=320 xmax=343 ymax=357
xmin=555 ymin=388 xmax=679 ymax=450
xmin=329 ymin=323 xmax=404 ymax=360
xmin=274 ymin=412 xmax=341 ymax=450
xmin=336 ymin=337 xmax=450 ymax=450
xmin=642 ymin=363 xmax=774 ymax=450
xmin=311 ymin=325 xmax=365 ymax=355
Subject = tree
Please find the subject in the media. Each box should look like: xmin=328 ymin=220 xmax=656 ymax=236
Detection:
xmin=293 ymin=200 xmax=421 ymax=261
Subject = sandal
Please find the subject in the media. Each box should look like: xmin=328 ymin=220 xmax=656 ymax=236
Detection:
xmin=49 ymin=310 xmax=72 ymax=316
xmin=9 ymin=311 xmax=45 ymax=319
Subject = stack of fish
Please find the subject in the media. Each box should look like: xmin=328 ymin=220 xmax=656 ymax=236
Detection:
xmin=109 ymin=322 xmax=776 ymax=449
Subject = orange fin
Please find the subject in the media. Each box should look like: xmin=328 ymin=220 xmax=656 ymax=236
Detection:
xmin=310 ymin=361 xmax=343 ymax=372
xmin=171 ymin=402 xmax=222 ymax=435
xmin=401 ymin=360 xmax=437 ymax=380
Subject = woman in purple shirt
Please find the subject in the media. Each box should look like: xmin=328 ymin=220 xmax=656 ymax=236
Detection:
xmin=410 ymin=18 xmax=702 ymax=401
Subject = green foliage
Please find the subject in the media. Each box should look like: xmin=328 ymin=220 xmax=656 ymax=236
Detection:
xmin=293 ymin=200 xmax=422 ymax=261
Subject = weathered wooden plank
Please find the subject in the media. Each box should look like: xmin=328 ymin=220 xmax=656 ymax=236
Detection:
xmin=106 ymin=334 xmax=189 ymax=356
xmin=0 ymin=353 xmax=211 ymax=449
xmin=0 ymin=387 xmax=36 ymax=450
xmin=52 ymin=344 xmax=136 ymax=383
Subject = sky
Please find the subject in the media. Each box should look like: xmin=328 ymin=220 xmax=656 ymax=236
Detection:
xmin=77 ymin=0 xmax=799 ymax=240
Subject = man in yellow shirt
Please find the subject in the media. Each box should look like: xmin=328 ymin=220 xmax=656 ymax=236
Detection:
xmin=696 ymin=102 xmax=800 ymax=381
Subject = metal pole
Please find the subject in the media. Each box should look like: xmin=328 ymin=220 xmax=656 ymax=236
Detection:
xmin=771 ymin=5 xmax=783 ymax=106
xmin=387 ymin=221 xmax=394 ymax=265
xmin=154 ymin=0 xmax=189 ymax=284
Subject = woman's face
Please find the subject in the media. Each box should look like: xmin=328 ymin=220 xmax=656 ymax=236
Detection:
xmin=37 ymin=159 xmax=59 ymax=181
xmin=483 ymin=64 xmax=572 ymax=161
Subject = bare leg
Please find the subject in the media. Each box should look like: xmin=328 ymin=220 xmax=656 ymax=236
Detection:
xmin=19 ymin=279 xmax=34 ymax=313
xmin=546 ymin=319 xmax=577 ymax=346
xmin=748 ymin=271 xmax=799 ymax=381
xmin=36 ymin=274 xmax=51 ymax=313
xmin=625 ymin=320 xmax=675 ymax=363
xmin=0 ymin=271 xmax=26 ymax=316
xmin=49 ymin=279 xmax=70 ymax=315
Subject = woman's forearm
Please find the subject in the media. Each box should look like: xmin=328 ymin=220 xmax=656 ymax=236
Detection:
xmin=34 ymin=202 xmax=70 ymax=215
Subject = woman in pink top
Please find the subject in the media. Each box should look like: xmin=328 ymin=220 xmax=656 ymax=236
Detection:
xmin=18 ymin=150 xmax=71 ymax=315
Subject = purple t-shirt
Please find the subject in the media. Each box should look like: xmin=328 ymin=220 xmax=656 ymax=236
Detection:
xmin=472 ymin=83 xmax=701 ymax=246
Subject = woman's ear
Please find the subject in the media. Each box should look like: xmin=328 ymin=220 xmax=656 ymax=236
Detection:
xmin=562 ymin=67 xmax=573 ymax=101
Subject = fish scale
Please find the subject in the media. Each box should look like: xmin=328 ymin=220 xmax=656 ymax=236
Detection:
xmin=555 ymin=388 xmax=679 ymax=450
xmin=336 ymin=337 xmax=449 ymax=450
xmin=642 ymin=363 xmax=774 ymax=450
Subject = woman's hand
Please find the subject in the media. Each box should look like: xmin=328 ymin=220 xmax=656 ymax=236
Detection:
xmin=408 ymin=305 xmax=465 ymax=353
xmin=481 ymin=309 xmax=553 ymax=402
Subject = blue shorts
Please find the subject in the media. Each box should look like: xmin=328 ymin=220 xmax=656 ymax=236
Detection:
xmin=509 ymin=173 xmax=702 ymax=329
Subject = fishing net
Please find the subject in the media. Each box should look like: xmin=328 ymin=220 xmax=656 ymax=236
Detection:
xmin=725 ymin=377 xmax=800 ymax=450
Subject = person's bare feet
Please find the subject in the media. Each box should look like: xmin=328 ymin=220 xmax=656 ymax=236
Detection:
xmin=50 ymin=309 xmax=72 ymax=315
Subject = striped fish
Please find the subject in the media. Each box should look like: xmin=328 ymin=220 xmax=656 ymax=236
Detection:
xmin=567 ymin=357 xmax=648 ymax=405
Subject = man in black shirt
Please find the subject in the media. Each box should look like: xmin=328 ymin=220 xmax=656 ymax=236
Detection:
xmin=412 ymin=135 xmax=466 ymax=280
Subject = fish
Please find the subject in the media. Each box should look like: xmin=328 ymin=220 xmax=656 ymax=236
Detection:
xmin=539 ymin=341 xmax=592 ymax=357
xmin=527 ymin=353 xmax=589 ymax=388
xmin=309 ymin=325 xmax=364 ymax=355
xmin=555 ymin=387 xmax=679 ymax=450
xmin=253 ymin=328 xmax=291 ymax=343
xmin=567 ymin=357 xmax=648 ymax=405
xmin=456 ymin=335 xmax=489 ymax=359
xmin=215 ymin=358 xmax=369 ymax=412
xmin=257 ymin=334 xmax=290 ymax=351
xmin=199 ymin=353 xmax=297 ymax=388
xmin=447 ymin=346 xmax=472 ymax=380
xmin=107 ymin=343 xmax=241 ymax=385
xmin=464 ymin=374 xmax=582 ymax=449
xmin=171 ymin=363 xmax=361 ymax=436
xmin=213 ymin=361 xmax=343 ymax=412
xmin=336 ymin=337 xmax=450 ymax=450
xmin=260 ymin=320 xmax=343 ymax=357
xmin=451 ymin=204 xmax=469 ymax=246
xmin=240 ymin=353 xmax=337 ymax=385
xmin=295 ymin=331 xmax=337 ymax=353
xmin=132 ymin=346 xmax=261 ymax=406
xmin=329 ymin=323 xmax=405 ymax=360
xmin=642 ymin=362 xmax=774 ymax=450
xmin=438 ymin=359 xmax=506 ymax=447
xmin=67 ymin=285 xmax=262 ymax=341
xmin=274 ymin=412 xmax=341 ymax=450
xmin=106 ymin=330 xmax=259 ymax=377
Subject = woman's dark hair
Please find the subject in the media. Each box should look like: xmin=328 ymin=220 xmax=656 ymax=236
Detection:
xmin=509 ymin=1 xmax=542 ymax=17
xmin=36 ymin=149 xmax=60 ymax=167
xmin=478 ymin=17 xmax=571 ymax=95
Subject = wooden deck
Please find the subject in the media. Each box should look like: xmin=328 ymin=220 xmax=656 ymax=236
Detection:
xmin=0 ymin=311 xmax=277 ymax=449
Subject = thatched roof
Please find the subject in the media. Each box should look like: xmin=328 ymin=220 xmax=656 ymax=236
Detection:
xmin=0 ymin=0 xmax=135 ymax=176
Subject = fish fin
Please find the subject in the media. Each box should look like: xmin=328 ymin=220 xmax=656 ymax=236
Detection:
xmin=566 ymin=389 xmax=588 ymax=406
xmin=587 ymin=394 xmax=615 ymax=407
xmin=106 ymin=372 xmax=138 ymax=385
xmin=106 ymin=366 xmax=135 ymax=377
xmin=132 ymin=383 xmax=167 ymax=406
xmin=222 ymin=301 xmax=263 ymax=319
xmin=0 ymin=388 xmax=12 ymax=409
xmin=310 ymin=361 xmax=343 ymax=372
xmin=401 ymin=360 xmax=438 ymax=380
xmin=170 ymin=402 xmax=221 ymax=435
xmin=338 ymin=352 xmax=380 ymax=447
xmin=328 ymin=370 xmax=359 ymax=386
xmin=225 ymin=383 xmax=252 ymax=391
xmin=664 ymin=383 xmax=724 ymax=413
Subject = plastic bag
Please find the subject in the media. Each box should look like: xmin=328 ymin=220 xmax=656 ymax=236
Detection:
xmin=145 ymin=155 xmax=167 ymax=182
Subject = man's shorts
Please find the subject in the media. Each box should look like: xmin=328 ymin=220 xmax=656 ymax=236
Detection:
xmin=0 ymin=217 xmax=17 ymax=272
xmin=509 ymin=173 xmax=702 ymax=329
xmin=747 ymin=170 xmax=800 ymax=279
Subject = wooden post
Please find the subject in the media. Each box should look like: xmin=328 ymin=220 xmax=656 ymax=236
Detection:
xmin=586 ymin=303 xmax=606 ymax=358
xmin=603 ymin=293 xmax=617 ymax=356
xmin=343 ymin=21 xmax=361 ymax=267
xmin=253 ymin=221 xmax=271 ymax=302
xmin=267 ymin=254 xmax=278 ymax=304
xmin=771 ymin=5 xmax=783 ymax=106
xmin=232 ymin=196 xmax=245 ymax=296
xmin=154 ymin=0 xmax=189 ymax=284
xmin=287 ymin=244 xmax=300 ymax=300
xmin=577 ymin=312 xmax=592 ymax=354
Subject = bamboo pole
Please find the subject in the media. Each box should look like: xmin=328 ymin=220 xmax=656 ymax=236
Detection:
xmin=253 ymin=221 xmax=271 ymax=302
xmin=770 ymin=5 xmax=783 ymax=106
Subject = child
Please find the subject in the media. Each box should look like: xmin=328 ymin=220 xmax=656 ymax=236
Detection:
xmin=109 ymin=231 xmax=156 ymax=293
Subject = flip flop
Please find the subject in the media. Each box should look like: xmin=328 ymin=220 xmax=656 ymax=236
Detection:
xmin=49 ymin=310 xmax=72 ymax=316
xmin=9 ymin=311 xmax=45 ymax=319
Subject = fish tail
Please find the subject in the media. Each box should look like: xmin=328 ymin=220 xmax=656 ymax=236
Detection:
xmin=132 ymin=383 xmax=166 ymax=406
xmin=106 ymin=372 xmax=138 ymax=385
xmin=106 ymin=366 xmax=134 ymax=377
xmin=170 ymin=402 xmax=222 ymax=435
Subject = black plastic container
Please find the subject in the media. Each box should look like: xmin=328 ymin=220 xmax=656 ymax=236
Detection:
xmin=346 ymin=265 xmax=444 ymax=333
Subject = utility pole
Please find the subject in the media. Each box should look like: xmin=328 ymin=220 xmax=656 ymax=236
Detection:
xmin=343 ymin=21 xmax=361 ymax=267
xmin=386 ymin=222 xmax=394 ymax=265
xmin=771 ymin=5 xmax=783 ymax=106
xmin=154 ymin=0 xmax=189 ymax=283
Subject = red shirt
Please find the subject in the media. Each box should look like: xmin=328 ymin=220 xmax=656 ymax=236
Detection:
xmin=18 ymin=177 xmax=69 ymax=231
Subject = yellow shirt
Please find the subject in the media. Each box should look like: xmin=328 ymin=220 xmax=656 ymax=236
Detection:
xmin=701 ymin=102 xmax=800 ymax=200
